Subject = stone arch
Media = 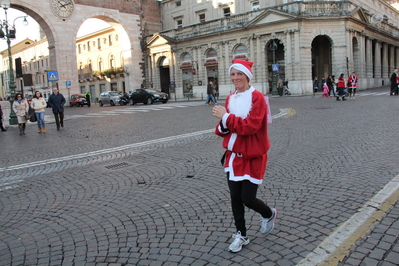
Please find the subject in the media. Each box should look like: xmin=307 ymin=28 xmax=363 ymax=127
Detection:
xmin=157 ymin=56 xmax=170 ymax=93
xmin=232 ymin=44 xmax=248 ymax=61
xmin=312 ymin=35 xmax=332 ymax=86
xmin=265 ymin=38 xmax=285 ymax=94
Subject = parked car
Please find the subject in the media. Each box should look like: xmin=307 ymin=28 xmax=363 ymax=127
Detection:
xmin=99 ymin=91 xmax=121 ymax=106
xmin=70 ymin=94 xmax=88 ymax=107
xmin=129 ymin=88 xmax=169 ymax=105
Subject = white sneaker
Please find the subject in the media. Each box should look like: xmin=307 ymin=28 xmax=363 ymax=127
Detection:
xmin=228 ymin=231 xmax=249 ymax=252
xmin=260 ymin=208 xmax=278 ymax=235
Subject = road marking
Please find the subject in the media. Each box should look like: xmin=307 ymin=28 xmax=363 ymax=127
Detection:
xmin=0 ymin=108 xmax=292 ymax=173
xmin=296 ymin=173 xmax=399 ymax=266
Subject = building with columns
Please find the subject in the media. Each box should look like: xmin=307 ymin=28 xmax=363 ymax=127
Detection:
xmin=145 ymin=0 xmax=399 ymax=98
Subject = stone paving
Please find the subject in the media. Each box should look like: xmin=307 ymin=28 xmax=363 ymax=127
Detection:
xmin=0 ymin=87 xmax=399 ymax=265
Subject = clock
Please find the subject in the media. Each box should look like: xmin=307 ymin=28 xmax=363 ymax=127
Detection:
xmin=51 ymin=0 xmax=75 ymax=19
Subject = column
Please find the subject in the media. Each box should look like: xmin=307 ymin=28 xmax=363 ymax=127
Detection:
xmin=285 ymin=30 xmax=292 ymax=84
xmin=382 ymin=43 xmax=388 ymax=79
xmin=374 ymin=41 xmax=381 ymax=79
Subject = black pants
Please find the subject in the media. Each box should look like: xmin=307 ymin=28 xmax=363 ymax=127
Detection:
xmin=227 ymin=173 xmax=272 ymax=237
xmin=54 ymin=112 xmax=64 ymax=129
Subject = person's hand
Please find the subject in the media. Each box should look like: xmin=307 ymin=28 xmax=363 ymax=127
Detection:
xmin=212 ymin=104 xmax=226 ymax=119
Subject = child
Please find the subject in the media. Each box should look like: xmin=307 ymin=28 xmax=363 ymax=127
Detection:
xmin=322 ymin=83 xmax=330 ymax=98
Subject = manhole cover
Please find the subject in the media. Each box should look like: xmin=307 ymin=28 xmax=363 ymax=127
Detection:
xmin=105 ymin=162 xmax=130 ymax=170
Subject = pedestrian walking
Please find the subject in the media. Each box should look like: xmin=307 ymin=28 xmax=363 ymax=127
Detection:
xmin=327 ymin=75 xmax=335 ymax=97
xmin=390 ymin=69 xmax=399 ymax=96
xmin=205 ymin=81 xmax=217 ymax=105
xmin=277 ymin=79 xmax=284 ymax=96
xmin=47 ymin=88 xmax=66 ymax=130
xmin=0 ymin=104 xmax=6 ymax=132
xmin=347 ymin=72 xmax=359 ymax=99
xmin=313 ymin=77 xmax=319 ymax=96
xmin=336 ymin=73 xmax=347 ymax=101
xmin=31 ymin=91 xmax=47 ymax=133
xmin=322 ymin=83 xmax=330 ymax=98
xmin=212 ymin=59 xmax=277 ymax=253
xmin=85 ymin=91 xmax=91 ymax=107
xmin=12 ymin=93 xmax=29 ymax=135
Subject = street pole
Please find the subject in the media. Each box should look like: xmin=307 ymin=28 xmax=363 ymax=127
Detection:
xmin=271 ymin=40 xmax=278 ymax=96
xmin=4 ymin=7 xmax=17 ymax=125
xmin=0 ymin=0 xmax=28 ymax=125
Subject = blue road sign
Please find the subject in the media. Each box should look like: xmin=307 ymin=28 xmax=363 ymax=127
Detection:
xmin=47 ymin=71 xmax=59 ymax=81
xmin=272 ymin=64 xmax=279 ymax=72
xmin=66 ymin=81 xmax=71 ymax=87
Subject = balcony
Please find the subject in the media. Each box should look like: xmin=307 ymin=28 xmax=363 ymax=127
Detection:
xmin=159 ymin=1 xmax=399 ymax=41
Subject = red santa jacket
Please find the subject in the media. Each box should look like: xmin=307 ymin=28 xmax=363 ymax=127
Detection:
xmin=215 ymin=87 xmax=270 ymax=184
xmin=347 ymin=75 xmax=359 ymax=88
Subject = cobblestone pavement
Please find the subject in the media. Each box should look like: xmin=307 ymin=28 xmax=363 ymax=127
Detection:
xmin=1 ymin=87 xmax=399 ymax=265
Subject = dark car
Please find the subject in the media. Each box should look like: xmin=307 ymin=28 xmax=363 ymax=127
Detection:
xmin=70 ymin=94 xmax=88 ymax=107
xmin=129 ymin=89 xmax=169 ymax=105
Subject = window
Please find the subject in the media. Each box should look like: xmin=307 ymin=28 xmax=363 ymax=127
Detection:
xmin=109 ymin=35 xmax=112 ymax=46
xmin=177 ymin=20 xmax=182 ymax=28
xmin=87 ymin=41 xmax=91 ymax=52
xmin=252 ymin=1 xmax=260 ymax=10
xmin=78 ymin=44 xmax=81 ymax=54
xmin=223 ymin=7 xmax=231 ymax=17
xmin=199 ymin=14 xmax=205 ymax=23
xmin=176 ymin=1 xmax=181 ymax=6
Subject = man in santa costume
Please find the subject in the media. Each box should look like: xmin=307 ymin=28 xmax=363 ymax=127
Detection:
xmin=212 ymin=59 xmax=277 ymax=253
xmin=347 ymin=72 xmax=359 ymax=99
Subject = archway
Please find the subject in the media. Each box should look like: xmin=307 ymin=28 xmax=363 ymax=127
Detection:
xmin=159 ymin=56 xmax=170 ymax=93
xmin=312 ymin=35 xmax=332 ymax=87
xmin=266 ymin=39 xmax=285 ymax=94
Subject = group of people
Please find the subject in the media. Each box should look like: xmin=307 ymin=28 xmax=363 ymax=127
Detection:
xmin=7 ymin=88 xmax=66 ymax=135
xmin=314 ymin=72 xmax=359 ymax=101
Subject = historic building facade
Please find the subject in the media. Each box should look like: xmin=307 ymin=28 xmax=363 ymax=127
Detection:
xmin=0 ymin=0 xmax=161 ymax=100
xmin=145 ymin=0 xmax=399 ymax=98
xmin=1 ymin=27 xmax=128 ymax=102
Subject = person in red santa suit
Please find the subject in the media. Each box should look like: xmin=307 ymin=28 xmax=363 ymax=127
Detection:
xmin=347 ymin=72 xmax=359 ymax=99
xmin=212 ymin=59 xmax=277 ymax=253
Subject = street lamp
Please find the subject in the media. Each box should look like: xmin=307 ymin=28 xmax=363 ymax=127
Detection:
xmin=0 ymin=0 xmax=28 ymax=125
xmin=270 ymin=39 xmax=278 ymax=96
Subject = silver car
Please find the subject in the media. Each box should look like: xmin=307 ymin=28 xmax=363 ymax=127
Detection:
xmin=99 ymin=91 xmax=121 ymax=106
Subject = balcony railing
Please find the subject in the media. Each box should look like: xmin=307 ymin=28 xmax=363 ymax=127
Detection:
xmin=158 ymin=1 xmax=398 ymax=41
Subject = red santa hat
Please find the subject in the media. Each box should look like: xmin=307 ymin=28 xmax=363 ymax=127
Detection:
xmin=228 ymin=59 xmax=254 ymax=80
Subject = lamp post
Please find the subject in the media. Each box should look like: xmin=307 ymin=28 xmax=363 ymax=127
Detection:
xmin=0 ymin=0 xmax=28 ymax=125
xmin=270 ymin=39 xmax=278 ymax=96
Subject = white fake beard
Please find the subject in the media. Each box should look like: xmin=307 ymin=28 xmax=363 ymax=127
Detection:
xmin=228 ymin=89 xmax=252 ymax=119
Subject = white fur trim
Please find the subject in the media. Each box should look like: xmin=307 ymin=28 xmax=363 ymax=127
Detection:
xmin=229 ymin=64 xmax=253 ymax=80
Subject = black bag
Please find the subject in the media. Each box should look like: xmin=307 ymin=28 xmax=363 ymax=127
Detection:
xmin=28 ymin=106 xmax=37 ymax=122
xmin=347 ymin=82 xmax=351 ymax=87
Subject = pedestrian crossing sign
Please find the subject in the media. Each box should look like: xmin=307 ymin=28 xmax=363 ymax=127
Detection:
xmin=272 ymin=64 xmax=279 ymax=72
xmin=47 ymin=71 xmax=59 ymax=81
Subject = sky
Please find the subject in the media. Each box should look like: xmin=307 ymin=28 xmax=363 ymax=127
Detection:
xmin=0 ymin=8 xmax=110 ymax=51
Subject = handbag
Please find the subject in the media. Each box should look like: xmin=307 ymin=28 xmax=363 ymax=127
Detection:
xmin=25 ymin=112 xmax=30 ymax=120
xmin=28 ymin=106 xmax=37 ymax=122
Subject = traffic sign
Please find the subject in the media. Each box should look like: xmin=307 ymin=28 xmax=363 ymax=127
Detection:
xmin=66 ymin=80 xmax=71 ymax=87
xmin=272 ymin=64 xmax=279 ymax=72
xmin=47 ymin=71 xmax=59 ymax=81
